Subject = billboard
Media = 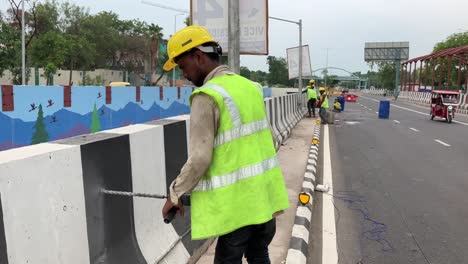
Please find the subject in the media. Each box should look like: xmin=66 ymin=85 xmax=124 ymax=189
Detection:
xmin=364 ymin=42 xmax=409 ymax=61
xmin=286 ymin=45 xmax=312 ymax=80
xmin=191 ymin=0 xmax=269 ymax=55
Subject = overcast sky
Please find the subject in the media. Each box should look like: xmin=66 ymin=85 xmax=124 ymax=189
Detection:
xmin=2 ymin=0 xmax=467 ymax=76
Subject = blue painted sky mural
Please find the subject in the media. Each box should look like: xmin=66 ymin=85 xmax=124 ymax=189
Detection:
xmin=0 ymin=85 xmax=272 ymax=152
xmin=0 ymin=85 xmax=193 ymax=152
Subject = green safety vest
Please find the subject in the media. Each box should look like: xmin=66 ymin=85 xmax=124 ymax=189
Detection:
xmin=307 ymin=88 xmax=317 ymax=100
xmin=189 ymin=74 xmax=289 ymax=240
xmin=321 ymin=94 xmax=329 ymax=109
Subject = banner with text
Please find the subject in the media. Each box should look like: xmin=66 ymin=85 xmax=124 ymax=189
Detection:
xmin=191 ymin=0 xmax=269 ymax=55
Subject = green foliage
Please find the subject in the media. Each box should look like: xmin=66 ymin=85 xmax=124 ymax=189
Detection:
xmin=30 ymin=31 xmax=68 ymax=84
xmin=267 ymin=56 xmax=294 ymax=87
xmin=1 ymin=0 xmax=166 ymax=84
xmin=0 ymin=21 xmax=20 ymax=77
xmin=433 ymin=32 xmax=468 ymax=52
xmin=80 ymin=75 xmax=106 ymax=86
xmin=240 ymin=66 xmax=268 ymax=85
xmin=366 ymin=62 xmax=396 ymax=90
xmin=31 ymin=104 xmax=49 ymax=144
xmin=90 ymin=103 xmax=101 ymax=133
xmin=35 ymin=0 xmax=60 ymax=34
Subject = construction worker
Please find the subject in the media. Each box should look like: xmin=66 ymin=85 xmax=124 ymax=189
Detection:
xmin=306 ymin=80 xmax=317 ymax=117
xmin=161 ymin=25 xmax=289 ymax=263
xmin=317 ymin=87 xmax=329 ymax=123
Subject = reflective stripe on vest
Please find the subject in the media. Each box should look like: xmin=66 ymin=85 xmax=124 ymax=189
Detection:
xmin=203 ymin=83 xmax=269 ymax=147
xmin=193 ymin=156 xmax=278 ymax=192
xmin=214 ymin=118 xmax=270 ymax=147
xmin=203 ymin=83 xmax=242 ymax=127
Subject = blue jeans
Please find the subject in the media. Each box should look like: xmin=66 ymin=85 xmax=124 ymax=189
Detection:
xmin=214 ymin=218 xmax=276 ymax=264
xmin=319 ymin=107 xmax=328 ymax=124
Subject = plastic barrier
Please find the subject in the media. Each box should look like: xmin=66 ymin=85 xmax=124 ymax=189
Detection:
xmin=378 ymin=101 xmax=390 ymax=119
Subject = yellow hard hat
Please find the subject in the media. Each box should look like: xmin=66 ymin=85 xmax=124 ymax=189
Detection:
xmin=310 ymin=80 xmax=315 ymax=84
xmin=163 ymin=25 xmax=216 ymax=71
xmin=319 ymin=87 xmax=326 ymax=91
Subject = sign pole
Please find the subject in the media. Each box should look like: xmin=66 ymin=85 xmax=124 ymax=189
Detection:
xmin=298 ymin=19 xmax=303 ymax=94
xmin=228 ymin=0 xmax=240 ymax=74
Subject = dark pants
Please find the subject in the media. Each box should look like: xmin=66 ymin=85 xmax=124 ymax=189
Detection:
xmin=307 ymin=98 xmax=316 ymax=117
xmin=214 ymin=218 xmax=276 ymax=264
xmin=319 ymin=107 xmax=328 ymax=124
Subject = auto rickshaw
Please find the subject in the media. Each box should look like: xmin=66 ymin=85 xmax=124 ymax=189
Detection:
xmin=430 ymin=90 xmax=460 ymax=123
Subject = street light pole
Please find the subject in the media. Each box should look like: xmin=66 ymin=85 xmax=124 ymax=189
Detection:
xmin=268 ymin=16 xmax=304 ymax=94
xmin=21 ymin=0 xmax=25 ymax=85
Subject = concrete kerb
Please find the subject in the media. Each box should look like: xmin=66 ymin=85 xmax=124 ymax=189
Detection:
xmin=285 ymin=124 xmax=321 ymax=264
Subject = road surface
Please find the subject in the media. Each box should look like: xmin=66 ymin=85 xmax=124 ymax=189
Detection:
xmin=309 ymin=95 xmax=468 ymax=264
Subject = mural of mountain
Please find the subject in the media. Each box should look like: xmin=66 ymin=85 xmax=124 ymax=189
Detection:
xmin=0 ymin=100 xmax=191 ymax=152
xmin=54 ymin=124 xmax=91 ymax=141
xmin=161 ymin=101 xmax=190 ymax=118
xmin=0 ymin=141 xmax=27 ymax=152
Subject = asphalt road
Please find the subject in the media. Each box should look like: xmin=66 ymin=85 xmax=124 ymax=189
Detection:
xmin=309 ymin=95 xmax=468 ymax=264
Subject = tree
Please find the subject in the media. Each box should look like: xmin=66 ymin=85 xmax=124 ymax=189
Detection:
xmin=80 ymin=11 xmax=120 ymax=68
xmin=30 ymin=31 xmax=68 ymax=84
xmin=240 ymin=66 xmax=251 ymax=79
xmin=35 ymin=0 xmax=59 ymax=35
xmin=55 ymin=1 xmax=95 ymax=85
xmin=5 ymin=0 xmax=40 ymax=83
xmin=266 ymin=56 xmax=293 ymax=87
xmin=90 ymin=103 xmax=101 ymax=133
xmin=376 ymin=62 xmax=396 ymax=90
xmin=434 ymin=31 xmax=468 ymax=52
xmin=431 ymin=31 xmax=468 ymax=90
xmin=0 ymin=21 xmax=20 ymax=77
xmin=31 ymin=104 xmax=49 ymax=144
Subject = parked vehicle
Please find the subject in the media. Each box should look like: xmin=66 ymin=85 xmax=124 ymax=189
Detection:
xmin=430 ymin=90 xmax=460 ymax=123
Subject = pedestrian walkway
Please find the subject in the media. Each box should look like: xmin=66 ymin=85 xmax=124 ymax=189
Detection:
xmin=195 ymin=117 xmax=318 ymax=264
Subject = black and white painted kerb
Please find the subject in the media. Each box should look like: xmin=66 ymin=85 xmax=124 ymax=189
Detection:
xmin=285 ymin=124 xmax=321 ymax=264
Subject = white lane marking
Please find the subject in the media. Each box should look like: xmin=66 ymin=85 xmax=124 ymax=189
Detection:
xmin=410 ymin=128 xmax=419 ymax=132
xmin=434 ymin=139 xmax=451 ymax=147
xmin=393 ymin=120 xmax=401 ymax=124
xmin=359 ymin=96 xmax=468 ymax=126
xmin=375 ymin=112 xmax=379 ymax=114
xmin=322 ymin=125 xmax=338 ymax=263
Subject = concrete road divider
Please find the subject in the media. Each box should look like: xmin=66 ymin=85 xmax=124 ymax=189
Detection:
xmin=0 ymin=92 xmax=307 ymax=263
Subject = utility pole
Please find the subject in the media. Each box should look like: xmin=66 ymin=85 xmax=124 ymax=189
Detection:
xmin=325 ymin=48 xmax=329 ymax=88
xmin=228 ymin=0 xmax=240 ymax=74
xmin=298 ymin=19 xmax=303 ymax=95
xmin=21 ymin=0 xmax=25 ymax=85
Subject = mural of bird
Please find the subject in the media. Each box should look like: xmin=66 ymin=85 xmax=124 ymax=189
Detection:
xmin=100 ymin=109 xmax=105 ymax=116
xmin=29 ymin=103 xmax=37 ymax=112
xmin=97 ymin=92 xmax=102 ymax=98
xmin=51 ymin=116 xmax=57 ymax=123
xmin=47 ymin=99 xmax=54 ymax=107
